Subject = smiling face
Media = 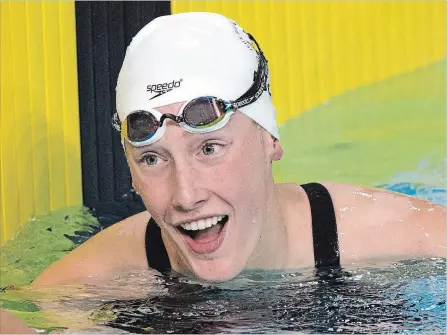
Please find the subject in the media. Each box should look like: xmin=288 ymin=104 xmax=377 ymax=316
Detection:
xmin=124 ymin=102 xmax=283 ymax=281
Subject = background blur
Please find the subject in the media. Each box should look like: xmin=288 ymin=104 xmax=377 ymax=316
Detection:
xmin=1 ymin=1 xmax=445 ymax=243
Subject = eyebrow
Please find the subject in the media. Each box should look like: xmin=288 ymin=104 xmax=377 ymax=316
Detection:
xmin=125 ymin=141 xmax=151 ymax=156
xmin=128 ymin=144 xmax=156 ymax=155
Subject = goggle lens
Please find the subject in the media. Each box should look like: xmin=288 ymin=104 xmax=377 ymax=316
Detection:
xmin=182 ymin=97 xmax=226 ymax=128
xmin=126 ymin=111 xmax=159 ymax=141
xmin=124 ymin=97 xmax=229 ymax=143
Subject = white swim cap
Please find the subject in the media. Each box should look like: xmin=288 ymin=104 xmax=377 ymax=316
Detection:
xmin=116 ymin=12 xmax=279 ymax=139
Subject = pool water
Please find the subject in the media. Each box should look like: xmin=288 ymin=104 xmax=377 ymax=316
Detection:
xmin=91 ymin=258 xmax=444 ymax=334
xmin=378 ymin=182 xmax=446 ymax=206
xmin=13 ymin=258 xmax=444 ymax=334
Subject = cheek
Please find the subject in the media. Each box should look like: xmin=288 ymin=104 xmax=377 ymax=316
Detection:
xmin=129 ymin=164 xmax=149 ymax=192
xmin=129 ymin=164 xmax=170 ymax=216
xmin=207 ymin=142 xmax=268 ymax=204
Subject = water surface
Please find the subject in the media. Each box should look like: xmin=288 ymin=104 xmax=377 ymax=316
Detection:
xmin=9 ymin=258 xmax=443 ymax=334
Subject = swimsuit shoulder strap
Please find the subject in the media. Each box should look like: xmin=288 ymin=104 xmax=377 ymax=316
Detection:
xmin=300 ymin=182 xmax=340 ymax=268
xmin=145 ymin=217 xmax=171 ymax=273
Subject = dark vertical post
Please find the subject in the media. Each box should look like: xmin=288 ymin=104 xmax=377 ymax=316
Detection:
xmin=76 ymin=1 xmax=171 ymax=218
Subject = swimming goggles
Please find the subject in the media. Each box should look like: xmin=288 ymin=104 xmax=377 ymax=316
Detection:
xmin=112 ymin=34 xmax=269 ymax=147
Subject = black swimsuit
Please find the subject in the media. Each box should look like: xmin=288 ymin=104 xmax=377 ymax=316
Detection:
xmin=145 ymin=182 xmax=340 ymax=273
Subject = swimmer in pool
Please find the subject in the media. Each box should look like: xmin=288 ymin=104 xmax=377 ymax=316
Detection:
xmin=32 ymin=12 xmax=446 ymax=286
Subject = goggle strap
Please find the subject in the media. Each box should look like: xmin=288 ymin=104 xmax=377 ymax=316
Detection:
xmin=232 ymin=63 xmax=267 ymax=109
xmin=231 ymin=33 xmax=268 ymax=109
xmin=112 ymin=113 xmax=122 ymax=132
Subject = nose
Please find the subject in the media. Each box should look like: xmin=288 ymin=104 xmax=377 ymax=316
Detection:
xmin=170 ymin=163 xmax=208 ymax=212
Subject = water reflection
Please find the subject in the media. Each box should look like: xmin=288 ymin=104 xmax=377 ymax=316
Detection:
xmin=1 ymin=258 xmax=444 ymax=334
xmin=94 ymin=258 xmax=445 ymax=334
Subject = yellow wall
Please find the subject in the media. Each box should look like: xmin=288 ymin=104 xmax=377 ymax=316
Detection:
xmin=172 ymin=1 xmax=446 ymax=124
xmin=0 ymin=1 xmax=82 ymax=244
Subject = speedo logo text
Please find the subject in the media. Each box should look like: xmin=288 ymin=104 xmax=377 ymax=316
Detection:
xmin=147 ymin=79 xmax=182 ymax=100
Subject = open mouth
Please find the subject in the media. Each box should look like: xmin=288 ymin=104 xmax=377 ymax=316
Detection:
xmin=179 ymin=215 xmax=228 ymax=240
xmin=177 ymin=215 xmax=229 ymax=253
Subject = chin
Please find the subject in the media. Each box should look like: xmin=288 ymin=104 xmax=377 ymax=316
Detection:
xmin=188 ymin=258 xmax=246 ymax=282
xmin=196 ymin=269 xmax=240 ymax=282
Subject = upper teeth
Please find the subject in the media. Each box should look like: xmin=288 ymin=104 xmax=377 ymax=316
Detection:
xmin=181 ymin=216 xmax=225 ymax=231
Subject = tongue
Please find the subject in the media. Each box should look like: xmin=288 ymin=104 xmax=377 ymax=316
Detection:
xmin=192 ymin=224 xmax=223 ymax=244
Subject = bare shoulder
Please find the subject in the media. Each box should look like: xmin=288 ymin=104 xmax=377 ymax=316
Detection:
xmin=320 ymin=181 xmax=445 ymax=219
xmin=320 ymin=182 xmax=446 ymax=262
xmin=32 ymin=211 xmax=151 ymax=287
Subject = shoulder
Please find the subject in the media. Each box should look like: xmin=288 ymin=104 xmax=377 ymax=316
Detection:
xmin=285 ymin=182 xmax=445 ymax=263
xmin=320 ymin=181 xmax=446 ymax=262
xmin=32 ymin=211 xmax=151 ymax=287
xmin=319 ymin=181 xmax=445 ymax=222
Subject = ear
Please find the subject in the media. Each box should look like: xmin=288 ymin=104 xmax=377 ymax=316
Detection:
xmin=131 ymin=180 xmax=141 ymax=195
xmin=260 ymin=129 xmax=283 ymax=162
xmin=271 ymin=137 xmax=283 ymax=161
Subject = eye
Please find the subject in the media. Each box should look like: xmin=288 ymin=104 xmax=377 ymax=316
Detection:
xmin=136 ymin=151 xmax=167 ymax=170
xmin=142 ymin=154 xmax=159 ymax=166
xmin=201 ymin=142 xmax=223 ymax=156
xmin=202 ymin=144 xmax=215 ymax=155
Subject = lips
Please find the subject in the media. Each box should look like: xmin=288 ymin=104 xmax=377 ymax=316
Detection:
xmin=179 ymin=215 xmax=229 ymax=254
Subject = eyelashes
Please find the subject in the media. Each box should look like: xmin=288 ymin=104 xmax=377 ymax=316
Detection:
xmin=135 ymin=140 xmax=229 ymax=167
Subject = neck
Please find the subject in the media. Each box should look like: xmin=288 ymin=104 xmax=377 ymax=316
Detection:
xmin=246 ymin=184 xmax=290 ymax=270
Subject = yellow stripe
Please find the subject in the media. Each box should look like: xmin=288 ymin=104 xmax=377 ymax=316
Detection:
xmin=1 ymin=1 xmax=20 ymax=242
xmin=433 ymin=2 xmax=446 ymax=60
xmin=11 ymin=2 xmax=35 ymax=227
xmin=172 ymin=1 xmax=446 ymax=124
xmin=59 ymin=1 xmax=82 ymax=207
xmin=42 ymin=2 xmax=66 ymax=211
xmin=27 ymin=1 xmax=51 ymax=216
xmin=0 ymin=1 xmax=81 ymax=243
